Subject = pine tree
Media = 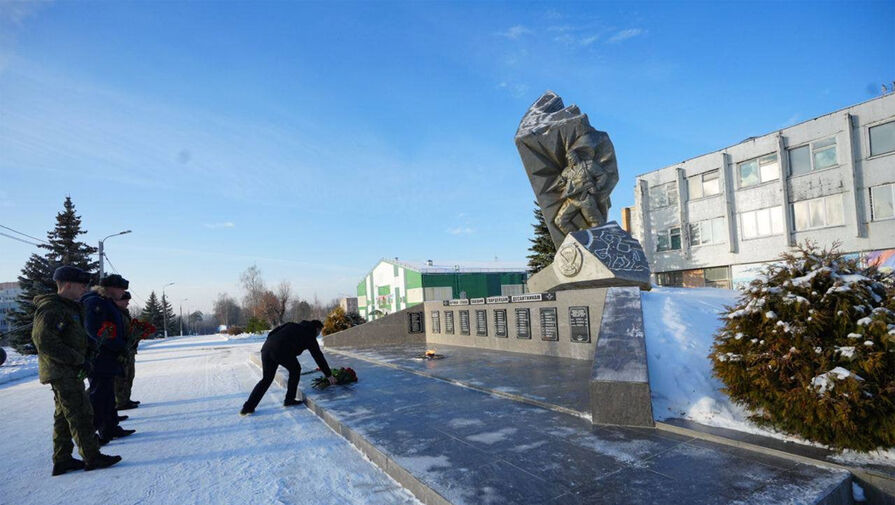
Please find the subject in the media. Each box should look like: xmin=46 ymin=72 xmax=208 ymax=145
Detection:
xmin=526 ymin=203 xmax=556 ymax=274
xmin=141 ymin=291 xmax=164 ymax=333
xmin=8 ymin=197 xmax=98 ymax=353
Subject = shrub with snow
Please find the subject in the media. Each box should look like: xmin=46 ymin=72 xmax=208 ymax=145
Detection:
xmin=710 ymin=243 xmax=895 ymax=451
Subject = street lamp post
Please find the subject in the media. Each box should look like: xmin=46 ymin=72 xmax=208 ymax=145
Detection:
xmin=162 ymin=282 xmax=174 ymax=338
xmin=98 ymin=230 xmax=132 ymax=279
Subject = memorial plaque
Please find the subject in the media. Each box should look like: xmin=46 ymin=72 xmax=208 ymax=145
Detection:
xmin=445 ymin=299 xmax=470 ymax=306
xmin=444 ymin=311 xmax=454 ymax=334
xmin=494 ymin=309 xmax=508 ymax=337
xmin=459 ymin=310 xmax=470 ymax=335
xmin=569 ymin=306 xmax=590 ymax=343
xmin=511 ymin=293 xmax=557 ymax=303
xmin=408 ymin=312 xmax=424 ymax=334
xmin=475 ymin=310 xmax=488 ymax=336
xmin=539 ymin=307 xmax=558 ymax=341
xmin=470 ymin=298 xmax=486 ymax=305
xmin=431 ymin=311 xmax=441 ymax=334
xmin=486 ymin=295 xmax=510 ymax=304
xmin=515 ymin=308 xmax=531 ymax=339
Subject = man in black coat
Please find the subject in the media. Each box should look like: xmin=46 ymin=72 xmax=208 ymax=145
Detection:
xmin=240 ymin=320 xmax=336 ymax=415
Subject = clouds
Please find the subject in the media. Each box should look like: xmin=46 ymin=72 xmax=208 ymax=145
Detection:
xmin=607 ymin=28 xmax=646 ymax=44
xmin=498 ymin=25 xmax=532 ymax=40
xmin=447 ymin=226 xmax=474 ymax=235
xmin=203 ymin=222 xmax=235 ymax=229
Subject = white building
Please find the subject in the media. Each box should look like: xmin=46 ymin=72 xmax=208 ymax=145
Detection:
xmin=632 ymin=93 xmax=895 ymax=288
xmin=0 ymin=282 xmax=22 ymax=334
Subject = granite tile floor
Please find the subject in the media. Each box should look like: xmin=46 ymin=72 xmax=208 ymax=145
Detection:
xmin=290 ymin=347 xmax=851 ymax=505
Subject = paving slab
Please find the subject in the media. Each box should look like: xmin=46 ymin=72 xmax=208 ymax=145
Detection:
xmin=272 ymin=349 xmax=852 ymax=505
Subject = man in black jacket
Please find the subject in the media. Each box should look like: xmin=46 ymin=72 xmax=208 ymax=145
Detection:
xmin=240 ymin=320 xmax=335 ymax=415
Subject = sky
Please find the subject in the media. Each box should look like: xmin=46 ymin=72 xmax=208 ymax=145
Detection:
xmin=1 ymin=0 xmax=892 ymax=315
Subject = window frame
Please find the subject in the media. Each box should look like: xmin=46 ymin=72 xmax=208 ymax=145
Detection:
xmin=869 ymin=120 xmax=895 ymax=158
xmin=739 ymin=206 xmax=785 ymax=240
xmin=737 ymin=153 xmax=779 ymax=189
xmin=649 ymin=181 xmax=679 ymax=209
xmin=655 ymin=227 xmax=682 ymax=252
xmin=788 ymin=137 xmax=839 ymax=176
xmin=687 ymin=170 xmax=721 ymax=201
xmin=688 ymin=217 xmax=726 ymax=247
xmin=791 ymin=194 xmax=845 ymax=232
xmin=870 ymin=183 xmax=895 ymax=221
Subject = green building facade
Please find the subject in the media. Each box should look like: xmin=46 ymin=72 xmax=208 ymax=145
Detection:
xmin=357 ymin=259 xmax=528 ymax=320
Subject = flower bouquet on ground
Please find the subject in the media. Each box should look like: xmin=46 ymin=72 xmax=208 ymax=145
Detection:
xmin=312 ymin=367 xmax=358 ymax=389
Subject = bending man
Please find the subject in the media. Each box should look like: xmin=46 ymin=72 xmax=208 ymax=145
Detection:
xmin=240 ymin=320 xmax=335 ymax=415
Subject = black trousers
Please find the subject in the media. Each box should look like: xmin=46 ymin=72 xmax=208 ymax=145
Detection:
xmin=88 ymin=375 xmax=118 ymax=438
xmin=243 ymin=350 xmax=301 ymax=412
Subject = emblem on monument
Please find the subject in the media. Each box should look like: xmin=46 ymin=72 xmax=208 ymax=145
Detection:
xmin=557 ymin=243 xmax=583 ymax=277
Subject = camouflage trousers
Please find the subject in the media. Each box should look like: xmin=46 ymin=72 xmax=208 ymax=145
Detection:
xmin=50 ymin=376 xmax=100 ymax=464
xmin=114 ymin=355 xmax=136 ymax=407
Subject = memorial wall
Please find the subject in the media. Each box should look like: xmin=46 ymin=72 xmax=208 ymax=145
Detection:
xmin=422 ymin=288 xmax=609 ymax=361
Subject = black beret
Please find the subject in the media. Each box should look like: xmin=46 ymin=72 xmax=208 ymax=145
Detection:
xmin=100 ymin=274 xmax=129 ymax=289
xmin=53 ymin=266 xmax=91 ymax=284
xmin=121 ymin=291 xmax=132 ymax=300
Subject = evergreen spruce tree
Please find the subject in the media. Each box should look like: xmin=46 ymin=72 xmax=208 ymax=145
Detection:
xmin=8 ymin=197 xmax=98 ymax=353
xmin=526 ymin=203 xmax=556 ymax=274
xmin=141 ymin=291 xmax=164 ymax=333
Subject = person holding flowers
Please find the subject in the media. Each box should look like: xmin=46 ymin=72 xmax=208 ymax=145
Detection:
xmin=240 ymin=320 xmax=336 ymax=416
xmin=82 ymin=274 xmax=135 ymax=443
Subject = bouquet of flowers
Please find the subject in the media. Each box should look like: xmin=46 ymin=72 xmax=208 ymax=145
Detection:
xmin=130 ymin=319 xmax=157 ymax=340
xmin=98 ymin=321 xmax=117 ymax=340
xmin=312 ymin=367 xmax=358 ymax=389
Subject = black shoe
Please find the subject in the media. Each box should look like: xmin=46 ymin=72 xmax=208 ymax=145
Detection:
xmin=131 ymin=400 xmax=141 ymax=405
xmin=239 ymin=407 xmax=254 ymax=416
xmin=112 ymin=428 xmax=136 ymax=439
xmin=96 ymin=433 xmax=110 ymax=446
xmin=117 ymin=415 xmax=129 ymax=422
xmin=52 ymin=458 xmax=85 ymax=476
xmin=118 ymin=402 xmax=138 ymax=411
xmin=84 ymin=454 xmax=122 ymax=471
xmin=283 ymin=399 xmax=302 ymax=407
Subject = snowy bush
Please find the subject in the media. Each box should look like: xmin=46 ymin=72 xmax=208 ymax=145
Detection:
xmin=710 ymin=243 xmax=895 ymax=451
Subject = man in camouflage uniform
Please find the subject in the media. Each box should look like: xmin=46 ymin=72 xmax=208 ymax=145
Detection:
xmin=114 ymin=291 xmax=140 ymax=410
xmin=32 ymin=266 xmax=121 ymax=475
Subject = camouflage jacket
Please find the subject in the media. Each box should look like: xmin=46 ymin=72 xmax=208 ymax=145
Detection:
xmin=31 ymin=293 xmax=94 ymax=384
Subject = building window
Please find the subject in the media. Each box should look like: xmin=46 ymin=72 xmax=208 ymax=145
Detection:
xmin=704 ymin=267 xmax=731 ymax=289
xmin=689 ymin=217 xmax=726 ymax=246
xmin=738 ymin=153 xmax=779 ymax=188
xmin=789 ymin=138 xmax=837 ymax=175
xmin=792 ymin=194 xmax=844 ymax=231
xmin=656 ymin=271 xmax=683 ymax=287
xmin=431 ymin=311 xmax=441 ymax=334
xmin=870 ymin=120 xmax=895 ymax=157
xmin=687 ymin=170 xmax=721 ymax=200
xmin=423 ymin=286 xmax=453 ymax=301
xmin=870 ymin=183 xmax=895 ymax=221
xmin=649 ymin=181 xmax=678 ymax=208
xmin=656 ymin=227 xmax=682 ymax=251
xmin=740 ymin=206 xmax=784 ymax=239
xmin=500 ymin=284 xmax=525 ymax=296
xmin=444 ymin=311 xmax=455 ymax=334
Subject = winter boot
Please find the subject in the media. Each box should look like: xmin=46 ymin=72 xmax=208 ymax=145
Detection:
xmin=84 ymin=454 xmax=122 ymax=471
xmin=283 ymin=399 xmax=302 ymax=407
xmin=52 ymin=458 xmax=85 ymax=476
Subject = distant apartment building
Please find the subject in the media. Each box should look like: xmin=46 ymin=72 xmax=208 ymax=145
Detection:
xmin=632 ymin=93 xmax=895 ymax=289
xmin=339 ymin=297 xmax=358 ymax=315
xmin=0 ymin=282 xmax=22 ymax=334
xmin=357 ymin=259 xmax=528 ymax=321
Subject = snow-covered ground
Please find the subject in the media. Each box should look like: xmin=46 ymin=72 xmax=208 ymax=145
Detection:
xmin=642 ymin=286 xmax=895 ymax=468
xmin=0 ymin=346 xmax=39 ymax=385
xmin=0 ymin=334 xmax=420 ymax=505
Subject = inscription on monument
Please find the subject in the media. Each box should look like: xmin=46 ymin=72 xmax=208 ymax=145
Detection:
xmin=511 ymin=293 xmax=557 ymax=303
xmin=569 ymin=306 xmax=590 ymax=343
xmin=515 ymin=308 xmax=531 ymax=339
xmin=444 ymin=299 xmax=470 ymax=306
xmin=408 ymin=312 xmax=424 ymax=334
xmin=470 ymin=298 xmax=486 ymax=305
xmin=540 ymin=307 xmax=559 ymax=341
xmin=494 ymin=309 xmax=508 ymax=337
xmin=475 ymin=310 xmax=488 ymax=336
xmin=444 ymin=311 xmax=455 ymax=334
xmin=431 ymin=311 xmax=441 ymax=334
xmin=459 ymin=310 xmax=470 ymax=335
xmin=486 ymin=296 xmax=510 ymax=304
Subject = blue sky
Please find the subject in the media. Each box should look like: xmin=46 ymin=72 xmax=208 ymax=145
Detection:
xmin=1 ymin=1 xmax=892 ymax=314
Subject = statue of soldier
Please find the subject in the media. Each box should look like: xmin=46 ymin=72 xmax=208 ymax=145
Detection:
xmin=32 ymin=265 xmax=121 ymax=475
xmin=551 ymin=148 xmax=612 ymax=235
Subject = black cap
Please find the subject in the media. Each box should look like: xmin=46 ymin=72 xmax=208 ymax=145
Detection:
xmin=121 ymin=291 xmax=132 ymax=300
xmin=53 ymin=266 xmax=92 ymax=284
xmin=100 ymin=274 xmax=129 ymax=289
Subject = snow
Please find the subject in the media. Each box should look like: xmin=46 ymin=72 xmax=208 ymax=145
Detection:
xmin=0 ymin=346 xmax=39 ymax=385
xmin=811 ymin=367 xmax=863 ymax=394
xmin=641 ymin=287 xmax=895 ymax=468
xmin=0 ymin=334 xmax=421 ymax=505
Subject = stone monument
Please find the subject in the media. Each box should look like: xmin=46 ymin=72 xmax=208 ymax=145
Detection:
xmin=516 ymin=91 xmax=650 ymax=292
